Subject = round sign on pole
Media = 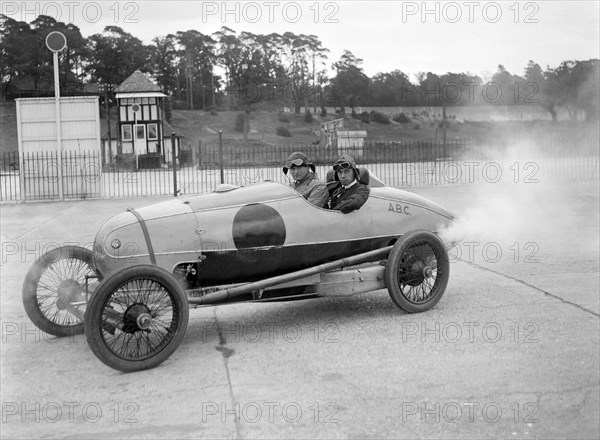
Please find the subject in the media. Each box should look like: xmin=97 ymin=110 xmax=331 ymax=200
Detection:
xmin=46 ymin=31 xmax=67 ymax=52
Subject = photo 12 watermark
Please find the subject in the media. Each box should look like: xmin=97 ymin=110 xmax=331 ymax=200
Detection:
xmin=200 ymin=401 xmax=339 ymax=424
xmin=196 ymin=319 xmax=340 ymax=344
xmin=1 ymin=320 xmax=78 ymax=344
xmin=448 ymin=241 xmax=540 ymax=264
xmin=0 ymin=240 xmax=145 ymax=265
xmin=401 ymin=81 xmax=540 ymax=106
xmin=401 ymin=160 xmax=541 ymax=185
xmin=200 ymin=1 xmax=340 ymax=24
xmin=401 ymin=401 xmax=539 ymax=424
xmin=399 ymin=321 xmax=541 ymax=344
xmin=1 ymin=2 xmax=140 ymax=25
xmin=2 ymin=401 xmax=140 ymax=424
xmin=401 ymin=2 xmax=540 ymax=24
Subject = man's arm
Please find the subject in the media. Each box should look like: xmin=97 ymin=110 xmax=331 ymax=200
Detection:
xmin=306 ymin=183 xmax=329 ymax=208
xmin=335 ymin=185 xmax=370 ymax=213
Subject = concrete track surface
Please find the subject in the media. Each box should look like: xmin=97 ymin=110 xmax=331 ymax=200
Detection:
xmin=1 ymin=180 xmax=598 ymax=439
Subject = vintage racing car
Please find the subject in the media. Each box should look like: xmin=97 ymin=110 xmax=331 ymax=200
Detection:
xmin=22 ymin=169 xmax=455 ymax=372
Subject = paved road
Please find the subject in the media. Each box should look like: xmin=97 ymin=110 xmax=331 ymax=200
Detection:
xmin=1 ymin=181 xmax=598 ymax=439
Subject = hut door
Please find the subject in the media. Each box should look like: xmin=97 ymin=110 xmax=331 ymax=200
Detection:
xmin=134 ymin=124 xmax=146 ymax=156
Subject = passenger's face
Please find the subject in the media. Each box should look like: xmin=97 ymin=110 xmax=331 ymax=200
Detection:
xmin=290 ymin=165 xmax=309 ymax=182
xmin=337 ymin=168 xmax=354 ymax=186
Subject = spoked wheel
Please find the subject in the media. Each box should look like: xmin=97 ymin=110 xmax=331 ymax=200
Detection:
xmin=84 ymin=265 xmax=189 ymax=372
xmin=22 ymin=245 xmax=100 ymax=337
xmin=385 ymin=231 xmax=450 ymax=313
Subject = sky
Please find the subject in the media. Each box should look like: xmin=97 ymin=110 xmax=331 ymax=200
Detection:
xmin=3 ymin=0 xmax=599 ymax=81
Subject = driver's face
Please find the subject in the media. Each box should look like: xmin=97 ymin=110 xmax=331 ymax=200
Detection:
xmin=290 ymin=165 xmax=309 ymax=182
xmin=337 ymin=168 xmax=354 ymax=186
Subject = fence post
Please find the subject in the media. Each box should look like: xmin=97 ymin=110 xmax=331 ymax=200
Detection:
xmin=19 ymin=152 xmax=25 ymax=203
xmin=197 ymin=139 xmax=202 ymax=168
xmin=218 ymin=130 xmax=224 ymax=184
xmin=171 ymin=132 xmax=178 ymax=197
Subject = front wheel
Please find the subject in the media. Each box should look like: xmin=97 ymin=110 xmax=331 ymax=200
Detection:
xmin=22 ymin=245 xmax=99 ymax=337
xmin=84 ymin=265 xmax=189 ymax=372
xmin=385 ymin=231 xmax=450 ymax=313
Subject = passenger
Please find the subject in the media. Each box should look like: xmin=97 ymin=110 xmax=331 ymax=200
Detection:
xmin=327 ymin=155 xmax=370 ymax=213
xmin=282 ymin=152 xmax=329 ymax=207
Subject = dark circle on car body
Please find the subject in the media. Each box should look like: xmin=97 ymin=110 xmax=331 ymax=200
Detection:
xmin=232 ymin=203 xmax=286 ymax=249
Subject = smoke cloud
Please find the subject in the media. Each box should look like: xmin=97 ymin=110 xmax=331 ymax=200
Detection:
xmin=439 ymin=141 xmax=598 ymax=259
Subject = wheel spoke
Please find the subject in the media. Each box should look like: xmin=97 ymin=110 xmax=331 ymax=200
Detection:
xmin=33 ymin=256 xmax=94 ymax=327
xmin=397 ymin=241 xmax=441 ymax=304
xmin=99 ymin=277 xmax=179 ymax=361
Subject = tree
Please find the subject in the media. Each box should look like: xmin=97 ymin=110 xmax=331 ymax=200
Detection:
xmin=572 ymin=59 xmax=599 ymax=121
xmin=523 ymin=59 xmax=599 ymax=122
xmin=33 ymin=16 xmax=88 ymax=91
xmin=281 ymin=32 xmax=311 ymax=114
xmin=491 ymin=64 xmax=526 ymax=105
xmin=278 ymin=33 xmax=329 ymax=113
xmin=214 ymin=28 xmax=270 ymax=139
xmin=370 ymin=70 xmax=412 ymax=106
xmin=418 ymin=72 xmax=442 ymax=105
xmin=1 ymin=14 xmax=87 ymax=97
xmin=0 ymin=15 xmax=37 ymax=86
xmin=524 ymin=60 xmax=558 ymax=121
xmin=331 ymin=50 xmax=370 ymax=113
xmin=175 ymin=30 xmax=216 ymax=109
xmin=151 ymin=35 xmax=178 ymax=96
xmin=85 ymin=26 xmax=152 ymax=85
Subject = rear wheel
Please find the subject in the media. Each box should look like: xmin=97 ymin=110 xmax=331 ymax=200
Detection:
xmin=22 ymin=245 xmax=99 ymax=337
xmin=385 ymin=231 xmax=450 ymax=313
xmin=84 ymin=265 xmax=189 ymax=372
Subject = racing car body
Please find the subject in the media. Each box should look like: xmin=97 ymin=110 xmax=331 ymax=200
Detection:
xmin=94 ymin=178 xmax=454 ymax=285
xmin=23 ymin=169 xmax=455 ymax=372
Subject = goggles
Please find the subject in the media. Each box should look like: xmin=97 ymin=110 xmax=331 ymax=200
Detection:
xmin=333 ymin=162 xmax=352 ymax=172
xmin=286 ymin=158 xmax=306 ymax=168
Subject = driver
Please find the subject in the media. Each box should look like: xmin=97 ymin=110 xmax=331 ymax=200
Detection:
xmin=282 ymin=152 xmax=328 ymax=207
xmin=327 ymin=155 xmax=370 ymax=213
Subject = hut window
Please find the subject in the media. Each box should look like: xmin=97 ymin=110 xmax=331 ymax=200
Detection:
xmin=135 ymin=124 xmax=146 ymax=140
xmin=122 ymin=125 xmax=132 ymax=141
xmin=148 ymin=123 xmax=158 ymax=140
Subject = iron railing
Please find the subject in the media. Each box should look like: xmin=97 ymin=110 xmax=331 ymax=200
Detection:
xmin=1 ymin=137 xmax=598 ymax=202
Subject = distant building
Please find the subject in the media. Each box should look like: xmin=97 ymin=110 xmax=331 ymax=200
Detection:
xmin=102 ymin=70 xmax=181 ymax=168
xmin=320 ymin=118 xmax=345 ymax=148
xmin=336 ymin=130 xmax=367 ymax=157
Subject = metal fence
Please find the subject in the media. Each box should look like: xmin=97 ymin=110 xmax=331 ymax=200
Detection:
xmin=1 ymin=138 xmax=599 ymax=202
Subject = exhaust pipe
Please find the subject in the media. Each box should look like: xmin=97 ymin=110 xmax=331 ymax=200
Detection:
xmin=188 ymin=246 xmax=393 ymax=305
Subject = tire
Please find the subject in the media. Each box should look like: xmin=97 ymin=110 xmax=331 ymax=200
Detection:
xmin=84 ymin=265 xmax=189 ymax=372
xmin=385 ymin=230 xmax=450 ymax=313
xmin=22 ymin=245 xmax=99 ymax=337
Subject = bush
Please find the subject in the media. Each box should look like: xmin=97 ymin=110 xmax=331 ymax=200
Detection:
xmin=210 ymin=109 xmax=218 ymax=116
xmin=393 ymin=112 xmax=411 ymax=124
xmin=413 ymin=123 xmax=421 ymax=130
xmin=304 ymin=111 xmax=314 ymax=123
xmin=278 ymin=113 xmax=290 ymax=123
xmin=370 ymin=110 xmax=391 ymax=124
xmin=276 ymin=126 xmax=292 ymax=137
xmin=360 ymin=111 xmax=371 ymax=124
xmin=320 ymin=106 xmax=327 ymax=117
xmin=351 ymin=109 xmax=360 ymax=120
xmin=234 ymin=113 xmax=245 ymax=132
xmin=171 ymin=99 xmax=188 ymax=110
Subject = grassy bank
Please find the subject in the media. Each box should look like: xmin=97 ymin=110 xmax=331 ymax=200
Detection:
xmin=1 ymin=101 xmax=598 ymax=154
